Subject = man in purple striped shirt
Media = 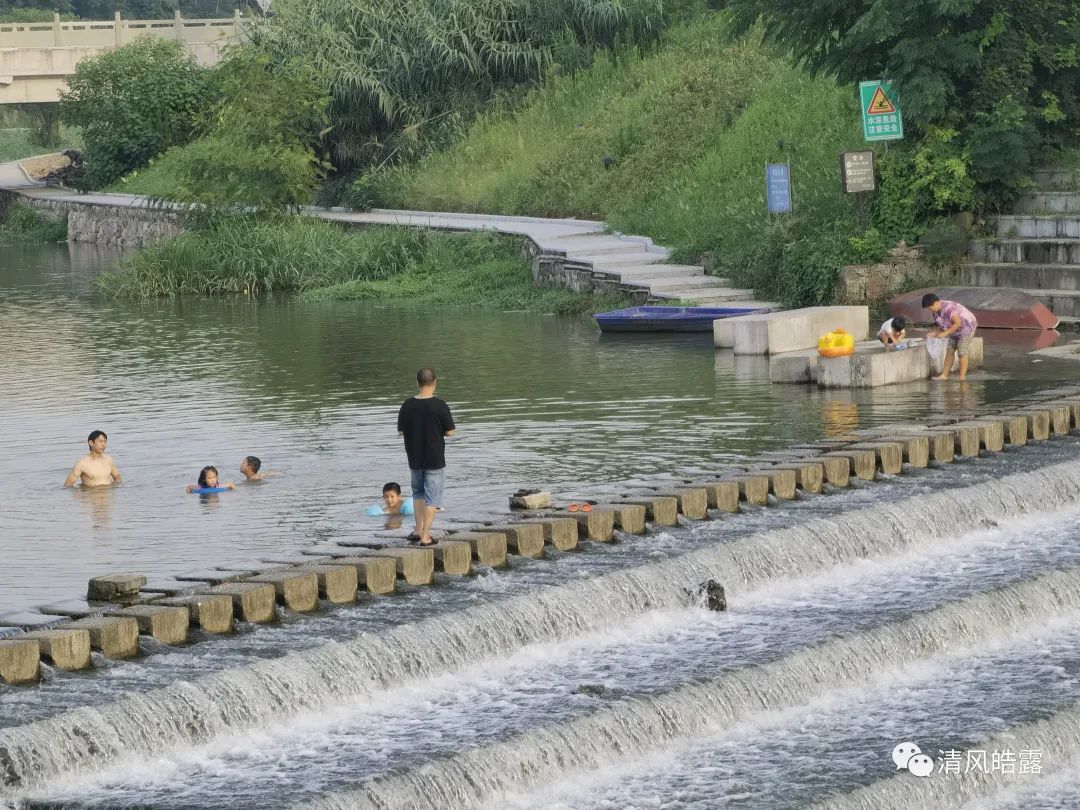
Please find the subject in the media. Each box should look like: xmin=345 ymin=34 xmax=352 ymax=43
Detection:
xmin=922 ymin=293 xmax=978 ymax=380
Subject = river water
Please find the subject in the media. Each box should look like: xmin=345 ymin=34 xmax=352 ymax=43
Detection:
xmin=2 ymin=240 xmax=1080 ymax=808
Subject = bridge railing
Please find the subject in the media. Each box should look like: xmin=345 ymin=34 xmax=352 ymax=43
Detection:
xmin=0 ymin=10 xmax=249 ymax=49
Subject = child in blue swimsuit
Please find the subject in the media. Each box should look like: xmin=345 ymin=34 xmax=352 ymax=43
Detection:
xmin=186 ymin=465 xmax=236 ymax=494
xmin=366 ymin=482 xmax=415 ymax=516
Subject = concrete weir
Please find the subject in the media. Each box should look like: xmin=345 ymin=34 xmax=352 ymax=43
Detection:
xmin=4 ymin=382 xmax=1080 ymax=685
xmin=714 ymin=306 xmax=869 ymax=354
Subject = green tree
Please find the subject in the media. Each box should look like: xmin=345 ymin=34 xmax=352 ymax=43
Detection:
xmin=58 ymin=36 xmax=210 ymax=187
xmin=163 ymin=49 xmax=330 ymax=210
xmin=729 ymin=0 xmax=1080 ymax=206
xmin=254 ymin=0 xmax=669 ymax=174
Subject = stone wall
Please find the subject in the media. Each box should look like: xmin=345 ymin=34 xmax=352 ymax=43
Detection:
xmin=836 ymin=243 xmax=936 ymax=305
xmin=522 ymin=239 xmax=648 ymax=302
xmin=17 ymin=195 xmax=184 ymax=248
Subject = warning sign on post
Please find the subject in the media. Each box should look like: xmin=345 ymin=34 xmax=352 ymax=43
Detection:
xmin=860 ymin=80 xmax=903 ymax=142
xmin=841 ymin=150 xmax=875 ymax=193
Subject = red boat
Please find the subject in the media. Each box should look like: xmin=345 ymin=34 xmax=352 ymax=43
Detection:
xmin=889 ymin=287 xmax=1059 ymax=330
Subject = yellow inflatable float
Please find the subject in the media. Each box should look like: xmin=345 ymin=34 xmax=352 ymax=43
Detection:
xmin=817 ymin=328 xmax=855 ymax=358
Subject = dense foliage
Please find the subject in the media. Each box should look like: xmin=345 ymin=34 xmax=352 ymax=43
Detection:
xmin=0 ymin=1 xmax=256 ymax=18
xmin=254 ymin=0 xmax=670 ymax=173
xmin=59 ymin=37 xmax=209 ymax=187
xmin=728 ymin=0 xmax=1080 ymax=207
xmin=145 ymin=50 xmax=330 ymax=209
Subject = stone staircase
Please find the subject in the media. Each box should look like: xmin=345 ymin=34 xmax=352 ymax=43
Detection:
xmin=967 ymin=168 xmax=1080 ymax=323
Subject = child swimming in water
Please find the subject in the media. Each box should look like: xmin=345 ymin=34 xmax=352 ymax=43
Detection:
xmin=186 ymin=465 xmax=236 ymax=493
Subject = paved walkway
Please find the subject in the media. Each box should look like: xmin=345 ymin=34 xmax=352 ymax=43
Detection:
xmin=1 ymin=159 xmax=775 ymax=307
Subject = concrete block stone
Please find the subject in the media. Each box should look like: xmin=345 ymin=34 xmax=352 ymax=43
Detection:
xmin=476 ymin=524 xmax=545 ymax=558
xmin=594 ymin=503 xmax=647 ymax=534
xmin=726 ymin=306 xmax=869 ymax=355
xmin=204 ymin=582 xmax=278 ymax=623
xmin=718 ymin=475 xmax=770 ymax=506
xmin=619 ymin=496 xmax=679 ymax=526
xmin=691 ymin=480 xmax=741 ymax=512
xmin=652 ymin=487 xmax=709 ymax=519
xmin=87 ymin=573 xmax=146 ymax=602
xmin=880 ymin=436 xmax=930 ymax=468
xmin=444 ymin=532 xmax=508 ymax=569
xmin=768 ymin=462 xmax=824 ymax=493
xmin=821 ymin=449 xmax=877 ymax=481
xmin=429 ymin=542 xmax=472 ymax=576
xmin=301 ymin=564 xmax=360 ymax=603
xmin=977 ymin=415 xmax=1026 ymax=446
xmin=157 ymin=594 xmax=234 ymax=633
xmin=954 ymin=420 xmax=1004 ymax=452
xmin=22 ymin=629 xmax=92 ymax=670
xmin=354 ymin=548 xmax=436 ymax=585
xmin=509 ymin=491 xmax=552 ymax=510
xmin=567 ymin=509 xmax=616 ymax=541
xmin=248 ymin=570 xmax=320 ymax=611
xmin=1010 ymin=410 xmax=1051 ymax=441
xmin=324 ymin=556 xmax=398 ymax=594
xmin=517 ymin=518 xmax=579 ymax=551
xmin=0 ymin=638 xmax=40 ymax=685
xmin=846 ymin=442 xmax=904 ymax=475
xmin=61 ymin=616 xmax=139 ymax=659
xmin=107 ymin=604 xmax=189 ymax=645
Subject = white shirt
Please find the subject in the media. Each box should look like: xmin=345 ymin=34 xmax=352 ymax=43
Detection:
xmin=879 ymin=318 xmax=899 ymax=336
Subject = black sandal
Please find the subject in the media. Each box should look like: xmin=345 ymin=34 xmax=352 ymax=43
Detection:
xmin=406 ymin=533 xmax=421 ymax=543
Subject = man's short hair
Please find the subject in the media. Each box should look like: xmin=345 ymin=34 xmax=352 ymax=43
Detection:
xmin=383 ymin=482 xmax=401 ymax=495
xmin=921 ymin=293 xmax=940 ymax=308
xmin=87 ymin=430 xmax=107 ymax=444
xmin=245 ymin=455 xmax=261 ymax=473
xmin=892 ymin=316 xmax=907 ymax=332
xmin=417 ymin=367 xmax=437 ymax=386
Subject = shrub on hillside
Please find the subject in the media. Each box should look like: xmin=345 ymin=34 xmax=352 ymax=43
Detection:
xmin=729 ymin=0 xmax=1080 ymax=208
xmin=59 ymin=37 xmax=210 ymax=188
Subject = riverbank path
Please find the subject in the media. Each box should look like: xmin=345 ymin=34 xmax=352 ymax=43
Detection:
xmin=0 ymin=154 xmax=775 ymax=307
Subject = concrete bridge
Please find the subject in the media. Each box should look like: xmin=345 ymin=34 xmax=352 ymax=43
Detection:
xmin=0 ymin=10 xmax=249 ymax=104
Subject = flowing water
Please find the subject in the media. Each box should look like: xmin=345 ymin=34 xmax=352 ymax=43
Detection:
xmin=2 ymin=240 xmax=1080 ymax=808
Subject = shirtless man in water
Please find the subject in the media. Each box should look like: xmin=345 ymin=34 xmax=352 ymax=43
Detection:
xmin=64 ymin=430 xmax=122 ymax=487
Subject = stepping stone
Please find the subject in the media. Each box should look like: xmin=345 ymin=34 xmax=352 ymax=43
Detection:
xmin=976 ymin=415 xmax=1027 ymax=446
xmin=716 ymin=475 xmax=770 ymax=505
xmin=203 ymin=582 xmax=278 ymax=623
xmin=791 ymin=454 xmax=851 ymax=487
xmin=37 ymin=599 xmax=110 ymax=619
xmin=0 ymin=611 xmax=66 ymax=630
xmin=878 ymin=436 xmax=930 ymax=468
xmin=21 ymin=628 xmax=92 ymax=670
xmin=323 ymin=557 xmax=398 ymax=594
xmin=107 ymin=604 xmax=189 ymax=644
xmin=443 ymin=532 xmax=508 ymax=569
xmin=515 ymin=517 xmax=579 ymax=551
xmin=1008 ymin=410 xmax=1051 ymax=441
xmin=651 ymin=487 xmax=709 ymax=519
xmin=87 ymin=573 xmax=146 ymax=602
xmin=352 ymin=548 xmax=436 ymax=585
xmin=759 ymin=469 xmax=797 ymax=500
xmin=301 ymin=564 xmax=360 ymax=603
xmin=429 ymin=541 xmax=472 ymax=576
xmin=593 ymin=503 xmax=647 ymax=534
xmin=138 ymin=579 xmax=200 ymax=597
xmin=846 ymin=442 xmax=904 ymax=475
xmin=475 ymin=524 xmax=546 ymax=558
xmin=566 ymin=509 xmax=616 ymax=541
xmin=0 ymin=638 xmax=40 ymax=685
xmin=953 ymin=420 xmax=1005 ymax=452
xmin=688 ymin=480 xmax=741 ymax=512
xmin=767 ymin=462 xmax=825 ymax=493
xmin=248 ymin=570 xmax=320 ymax=612
xmin=821 ymin=450 xmax=877 ymax=481
xmin=508 ymin=491 xmax=551 ymax=510
xmin=157 ymin=594 xmax=234 ymax=634
xmin=1048 ymin=398 xmax=1080 ymax=428
xmin=175 ymin=569 xmax=259 ymax=585
xmin=61 ymin=616 xmax=139 ymax=659
xmin=619 ymin=496 xmax=679 ymax=526
xmin=1047 ymin=404 xmax=1073 ymax=436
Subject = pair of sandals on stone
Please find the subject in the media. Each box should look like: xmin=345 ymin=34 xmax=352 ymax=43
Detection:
xmin=406 ymin=532 xmax=438 ymax=546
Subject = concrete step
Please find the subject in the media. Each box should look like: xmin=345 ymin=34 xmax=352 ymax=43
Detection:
xmin=600 ymin=264 xmax=705 ymax=280
xmin=543 ymin=235 xmax=654 ymax=256
xmin=963 ymin=262 xmax=1080 ymax=291
xmin=989 ymin=215 xmax=1080 ymax=239
xmin=575 ymin=250 xmax=669 ymax=268
xmin=969 ymin=238 xmax=1080 ymax=265
xmin=621 ymin=275 xmax=731 ymax=292
xmin=1020 ymin=288 xmax=1080 ymax=317
xmin=1033 ymin=168 xmax=1080 ymax=190
xmin=652 ymin=287 xmax=756 ymax=302
xmin=1013 ymin=192 xmax=1080 ymax=214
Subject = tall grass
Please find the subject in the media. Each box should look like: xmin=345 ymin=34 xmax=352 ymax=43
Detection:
xmin=0 ymin=203 xmax=68 ymax=242
xmin=95 ymin=218 xmax=633 ymax=313
xmin=384 ymin=12 xmax=869 ymax=304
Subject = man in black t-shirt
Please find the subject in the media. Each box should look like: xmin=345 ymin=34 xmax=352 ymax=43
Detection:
xmin=397 ymin=367 xmax=456 ymax=546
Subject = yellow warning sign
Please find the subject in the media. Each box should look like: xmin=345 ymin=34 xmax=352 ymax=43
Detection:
xmin=867 ymin=86 xmax=895 ymax=115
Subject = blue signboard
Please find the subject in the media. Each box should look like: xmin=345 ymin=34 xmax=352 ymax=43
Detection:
xmin=766 ymin=163 xmax=791 ymax=213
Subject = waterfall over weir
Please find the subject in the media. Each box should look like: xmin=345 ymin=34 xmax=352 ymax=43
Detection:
xmin=3 ymin=458 xmax=1080 ymax=797
xmin=304 ymin=570 xmax=1080 ymax=810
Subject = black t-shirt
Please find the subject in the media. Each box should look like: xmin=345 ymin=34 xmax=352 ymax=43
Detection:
xmin=397 ymin=396 xmax=456 ymax=470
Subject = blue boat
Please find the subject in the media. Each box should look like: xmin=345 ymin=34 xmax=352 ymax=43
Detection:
xmin=594 ymin=305 xmax=773 ymax=333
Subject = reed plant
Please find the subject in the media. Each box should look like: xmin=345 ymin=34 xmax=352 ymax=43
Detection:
xmin=0 ymin=203 xmax=68 ymax=242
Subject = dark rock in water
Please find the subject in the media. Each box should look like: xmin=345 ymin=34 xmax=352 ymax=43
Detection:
xmin=575 ymin=683 xmax=608 ymax=697
xmin=695 ymin=579 xmax=727 ymax=611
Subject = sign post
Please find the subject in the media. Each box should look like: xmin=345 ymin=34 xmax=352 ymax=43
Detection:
xmin=859 ymin=80 xmax=903 ymax=143
xmin=765 ymin=163 xmax=792 ymax=214
xmin=840 ymin=149 xmax=875 ymax=228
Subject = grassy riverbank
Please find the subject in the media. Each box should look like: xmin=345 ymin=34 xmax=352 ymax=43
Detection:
xmin=95 ymin=218 xmax=634 ymax=314
xmin=0 ymin=203 xmax=67 ymax=242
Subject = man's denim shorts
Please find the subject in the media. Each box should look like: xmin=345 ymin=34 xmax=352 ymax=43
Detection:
xmin=410 ymin=468 xmax=446 ymax=507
